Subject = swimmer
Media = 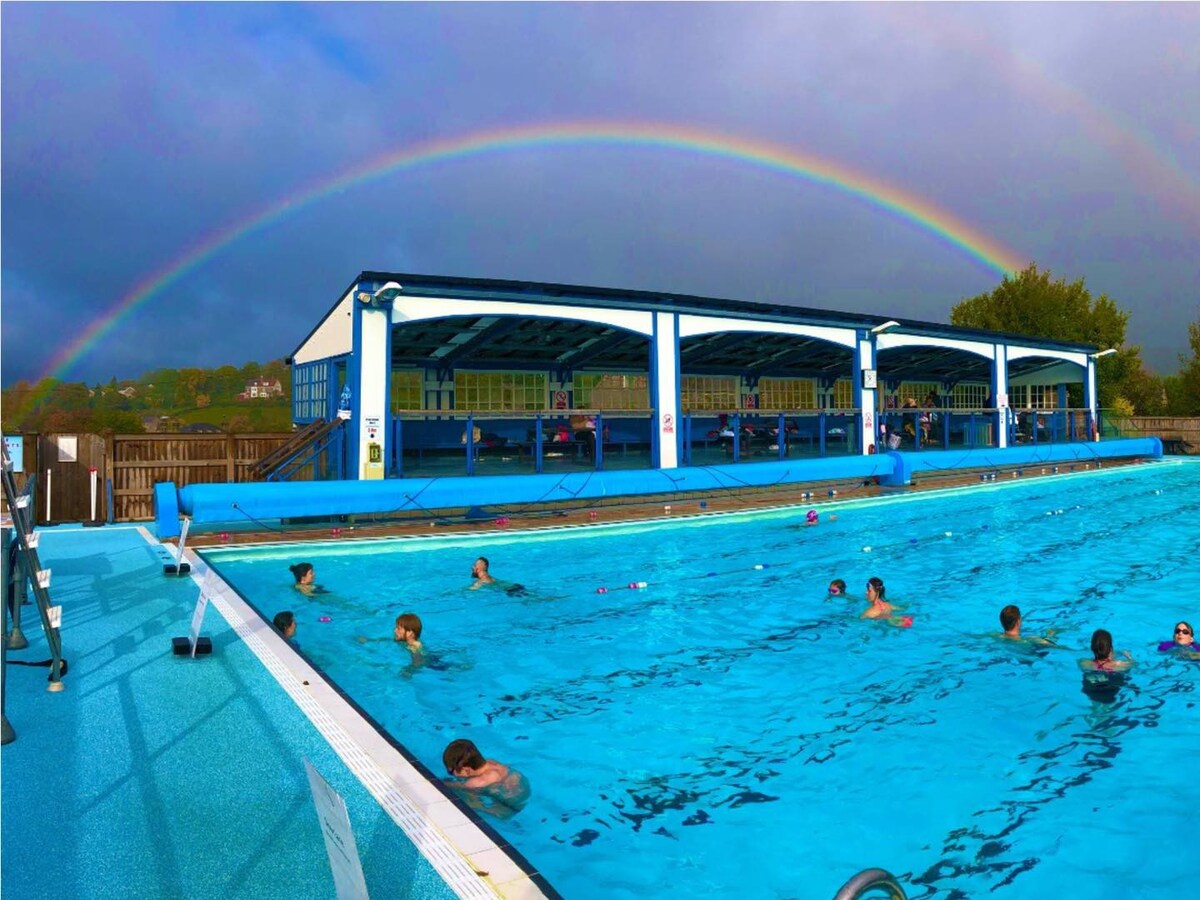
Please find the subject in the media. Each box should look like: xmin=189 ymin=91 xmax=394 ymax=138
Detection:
xmin=394 ymin=611 xmax=424 ymax=665
xmin=805 ymin=509 xmax=819 ymax=526
xmin=272 ymin=610 xmax=297 ymax=641
xmin=469 ymin=557 xmax=496 ymax=590
xmin=442 ymin=738 xmax=531 ymax=820
xmin=290 ymin=562 xmax=320 ymax=596
xmin=998 ymin=604 xmax=1056 ymax=647
xmin=469 ymin=557 xmax=528 ymax=595
xmin=827 ymin=578 xmax=848 ymax=598
xmin=1080 ymin=628 xmax=1133 ymax=702
xmin=1079 ymin=628 xmax=1133 ymax=673
xmin=860 ymin=577 xmax=912 ymax=627
xmin=1158 ymin=620 xmax=1200 ymax=658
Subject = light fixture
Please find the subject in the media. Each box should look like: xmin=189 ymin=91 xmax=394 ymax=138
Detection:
xmin=1089 ymin=348 xmax=1118 ymax=359
xmin=871 ymin=320 xmax=901 ymax=334
xmin=373 ymin=281 xmax=404 ymax=302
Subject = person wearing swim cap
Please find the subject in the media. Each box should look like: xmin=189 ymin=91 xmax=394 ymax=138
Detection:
xmin=805 ymin=510 xmax=819 ymax=526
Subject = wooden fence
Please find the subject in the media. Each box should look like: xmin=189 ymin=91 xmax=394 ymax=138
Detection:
xmin=1115 ymin=417 xmax=1200 ymax=453
xmin=2 ymin=432 xmax=297 ymax=523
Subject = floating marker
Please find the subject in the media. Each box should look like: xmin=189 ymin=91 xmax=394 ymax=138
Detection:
xmin=628 ymin=581 xmax=648 ymax=589
xmin=753 ymin=563 xmax=769 ymax=570
xmin=944 ymin=531 xmax=953 ymax=537
xmin=862 ymin=546 xmax=873 ymax=552
xmin=596 ymin=587 xmax=608 ymax=594
xmin=706 ymin=572 xmax=718 ymax=577
xmin=318 ymin=615 xmax=331 ymax=623
xmin=909 ymin=538 xmax=918 ymax=544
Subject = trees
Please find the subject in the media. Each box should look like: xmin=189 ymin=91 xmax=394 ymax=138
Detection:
xmin=1172 ymin=318 xmax=1200 ymax=415
xmin=950 ymin=263 xmax=1142 ymax=410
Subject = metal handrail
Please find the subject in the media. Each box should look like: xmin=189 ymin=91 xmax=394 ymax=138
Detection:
xmin=833 ymin=867 xmax=906 ymax=900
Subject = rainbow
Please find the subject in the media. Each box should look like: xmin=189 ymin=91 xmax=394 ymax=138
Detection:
xmin=33 ymin=121 xmax=1028 ymax=394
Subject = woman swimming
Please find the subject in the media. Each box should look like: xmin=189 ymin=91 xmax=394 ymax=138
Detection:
xmin=1158 ymin=620 xmax=1200 ymax=658
xmin=860 ymin=577 xmax=913 ymax=627
xmin=289 ymin=562 xmax=325 ymax=596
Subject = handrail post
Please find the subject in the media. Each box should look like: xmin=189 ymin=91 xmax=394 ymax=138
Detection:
xmin=534 ymin=414 xmax=544 ymax=474
xmin=465 ymin=413 xmax=475 ymax=476
xmin=731 ymin=412 xmax=741 ymax=463
xmin=778 ymin=412 xmax=786 ymax=460
xmin=818 ymin=409 xmax=827 ymax=457
xmin=594 ymin=413 xmax=604 ymax=471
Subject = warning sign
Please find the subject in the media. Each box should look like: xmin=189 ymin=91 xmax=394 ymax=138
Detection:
xmin=662 ymin=413 xmax=675 ymax=435
xmin=553 ymin=390 xmax=568 ymax=409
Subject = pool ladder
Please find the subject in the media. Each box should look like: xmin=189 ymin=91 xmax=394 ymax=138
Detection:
xmin=833 ymin=867 xmax=906 ymax=900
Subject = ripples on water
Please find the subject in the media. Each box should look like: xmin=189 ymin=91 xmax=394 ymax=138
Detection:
xmin=209 ymin=461 xmax=1200 ymax=898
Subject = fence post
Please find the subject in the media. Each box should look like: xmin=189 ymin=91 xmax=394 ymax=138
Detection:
xmin=226 ymin=433 xmax=236 ymax=482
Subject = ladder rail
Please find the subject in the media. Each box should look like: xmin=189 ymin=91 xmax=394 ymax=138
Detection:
xmin=1 ymin=444 xmax=64 ymax=687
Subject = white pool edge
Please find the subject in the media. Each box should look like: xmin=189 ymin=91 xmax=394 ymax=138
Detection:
xmin=136 ymin=526 xmax=549 ymax=900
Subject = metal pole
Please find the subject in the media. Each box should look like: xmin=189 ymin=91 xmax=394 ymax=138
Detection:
xmin=2 ymin=525 xmax=15 ymax=744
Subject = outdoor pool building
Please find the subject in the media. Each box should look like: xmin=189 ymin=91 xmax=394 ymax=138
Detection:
xmin=289 ymin=271 xmax=1113 ymax=481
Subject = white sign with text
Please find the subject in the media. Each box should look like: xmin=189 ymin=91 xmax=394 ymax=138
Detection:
xmin=305 ymin=760 xmax=370 ymax=900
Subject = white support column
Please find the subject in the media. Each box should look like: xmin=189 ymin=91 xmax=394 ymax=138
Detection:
xmin=993 ymin=343 xmax=1009 ymax=449
xmin=356 ymin=307 xmax=390 ymax=479
xmin=1085 ymin=357 xmax=1098 ymax=440
xmin=652 ymin=311 xmax=681 ymax=469
xmin=854 ymin=336 xmax=877 ymax=454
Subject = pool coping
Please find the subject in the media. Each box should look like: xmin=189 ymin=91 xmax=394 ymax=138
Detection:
xmin=149 ymin=527 xmax=559 ymax=900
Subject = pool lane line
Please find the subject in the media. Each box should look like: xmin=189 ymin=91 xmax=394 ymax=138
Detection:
xmin=136 ymin=528 xmax=551 ymax=900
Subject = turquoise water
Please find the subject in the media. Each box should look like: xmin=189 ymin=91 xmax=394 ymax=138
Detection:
xmin=205 ymin=460 xmax=1200 ymax=899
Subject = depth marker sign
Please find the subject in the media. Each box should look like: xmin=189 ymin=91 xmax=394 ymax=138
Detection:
xmin=305 ymin=760 xmax=370 ymax=900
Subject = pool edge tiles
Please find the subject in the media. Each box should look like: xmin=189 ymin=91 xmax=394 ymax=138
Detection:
xmin=173 ymin=541 xmax=558 ymax=900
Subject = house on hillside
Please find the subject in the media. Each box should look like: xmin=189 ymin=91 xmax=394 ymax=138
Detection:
xmin=238 ymin=378 xmax=284 ymax=400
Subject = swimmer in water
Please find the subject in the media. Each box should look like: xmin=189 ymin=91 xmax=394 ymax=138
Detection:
xmin=805 ymin=510 xmax=819 ymax=526
xmin=1158 ymin=620 xmax=1200 ymax=659
xmin=272 ymin=610 xmax=297 ymax=642
xmin=290 ymin=562 xmax=320 ymax=596
xmin=998 ymin=604 xmax=1056 ymax=647
xmin=442 ymin=738 xmax=531 ymax=820
xmin=1079 ymin=628 xmax=1133 ymax=673
xmin=860 ymin=577 xmax=912 ymax=627
xmin=469 ymin=557 xmax=528 ymax=596
xmin=469 ymin=557 xmax=495 ymax=590
xmin=393 ymin=611 xmax=424 ymax=666
xmin=1079 ymin=628 xmax=1133 ymax=702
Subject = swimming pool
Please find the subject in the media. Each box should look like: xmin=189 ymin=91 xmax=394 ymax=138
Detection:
xmin=204 ymin=460 xmax=1200 ymax=898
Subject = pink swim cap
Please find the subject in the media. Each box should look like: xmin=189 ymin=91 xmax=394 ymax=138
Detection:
xmin=806 ymin=510 xmax=818 ymax=523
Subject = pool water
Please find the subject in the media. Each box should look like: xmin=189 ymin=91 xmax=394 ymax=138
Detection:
xmin=205 ymin=460 xmax=1200 ymax=899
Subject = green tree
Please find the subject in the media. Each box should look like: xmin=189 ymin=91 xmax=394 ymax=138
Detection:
xmin=951 ymin=263 xmax=1141 ymax=410
xmin=1171 ymin=318 xmax=1200 ymax=415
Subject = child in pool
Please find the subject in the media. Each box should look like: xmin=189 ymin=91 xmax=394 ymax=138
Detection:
xmin=442 ymin=738 xmax=531 ymax=819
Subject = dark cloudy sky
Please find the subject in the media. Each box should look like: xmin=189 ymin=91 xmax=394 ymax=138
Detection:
xmin=2 ymin=3 xmax=1197 ymax=386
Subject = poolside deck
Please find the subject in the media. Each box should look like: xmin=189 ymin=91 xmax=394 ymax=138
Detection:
xmin=0 ymin=524 xmax=546 ymax=900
